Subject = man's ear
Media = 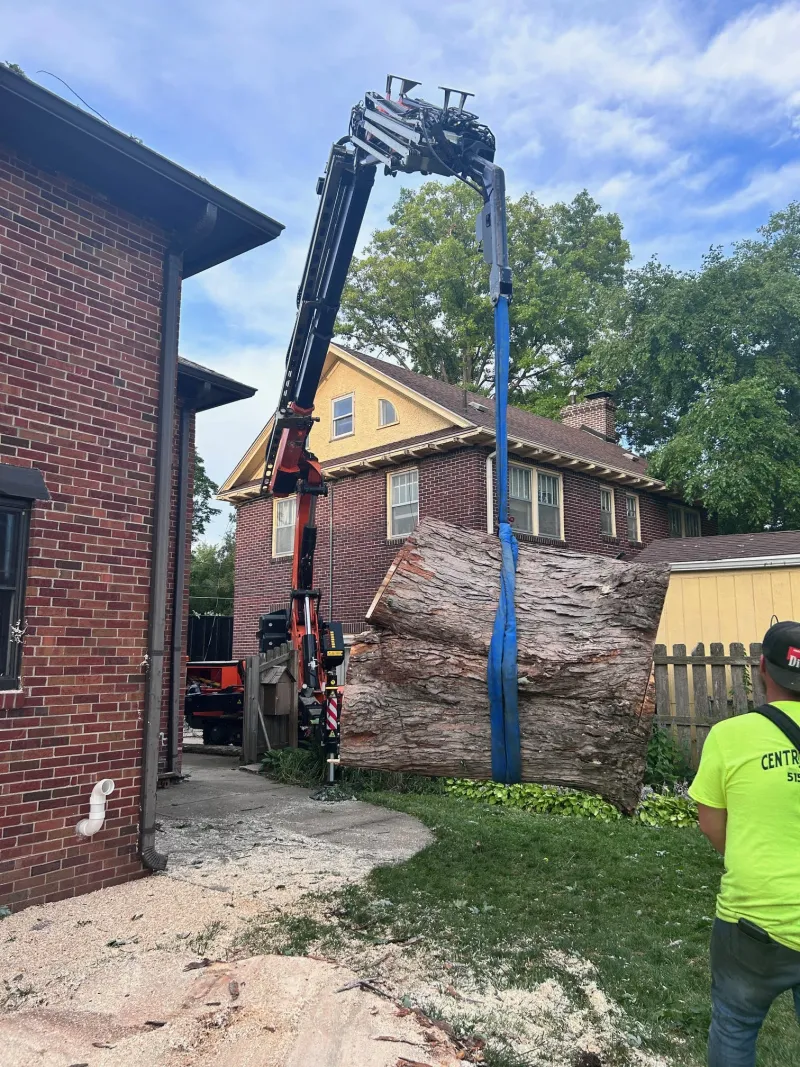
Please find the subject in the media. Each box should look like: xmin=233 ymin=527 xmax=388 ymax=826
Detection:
xmin=760 ymin=654 xmax=769 ymax=684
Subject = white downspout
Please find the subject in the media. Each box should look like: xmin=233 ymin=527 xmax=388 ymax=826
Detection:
xmin=76 ymin=779 xmax=115 ymax=837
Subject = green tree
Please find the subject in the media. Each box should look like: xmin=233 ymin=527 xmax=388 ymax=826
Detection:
xmin=189 ymin=518 xmax=235 ymax=615
xmin=339 ymin=182 xmax=629 ymax=415
xmin=193 ymin=449 xmax=220 ymax=542
xmin=591 ymin=203 xmax=800 ymax=532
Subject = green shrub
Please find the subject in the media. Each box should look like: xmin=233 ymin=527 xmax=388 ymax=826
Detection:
xmin=444 ymin=780 xmax=621 ymax=821
xmin=444 ymin=778 xmax=698 ymax=829
xmin=645 ymin=726 xmax=694 ymax=789
xmin=635 ymin=789 xmax=698 ymax=827
xmin=261 ymin=746 xmax=444 ymax=795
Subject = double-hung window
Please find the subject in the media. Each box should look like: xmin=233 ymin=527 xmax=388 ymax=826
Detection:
xmin=600 ymin=487 xmax=615 ymax=536
xmin=537 ymin=472 xmax=561 ymax=537
xmin=332 ymin=394 xmax=354 ymax=438
xmin=668 ymin=505 xmax=701 ymax=538
xmin=626 ymin=494 xmax=641 ymax=542
xmin=273 ymin=496 xmax=296 ymax=557
xmin=389 ymin=469 xmax=419 ymax=538
xmin=509 ymin=465 xmax=533 ymax=533
xmin=507 ymin=464 xmax=562 ymax=539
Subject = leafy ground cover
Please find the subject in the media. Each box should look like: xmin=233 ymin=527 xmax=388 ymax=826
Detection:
xmin=250 ymin=760 xmax=799 ymax=1065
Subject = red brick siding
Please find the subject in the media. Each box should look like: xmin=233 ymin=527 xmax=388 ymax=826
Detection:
xmin=560 ymin=397 xmax=617 ymax=442
xmin=234 ymin=449 xmax=487 ymax=649
xmin=0 ymin=145 xmax=169 ymax=910
xmin=234 ymin=445 xmax=714 ymax=646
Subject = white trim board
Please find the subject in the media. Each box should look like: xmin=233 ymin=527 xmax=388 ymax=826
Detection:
xmin=668 ymin=554 xmax=800 ymax=573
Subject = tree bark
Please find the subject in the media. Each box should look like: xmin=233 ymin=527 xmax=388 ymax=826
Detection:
xmin=340 ymin=518 xmax=669 ymax=811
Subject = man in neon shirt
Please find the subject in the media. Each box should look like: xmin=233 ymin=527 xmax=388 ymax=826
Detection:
xmin=690 ymin=620 xmax=800 ymax=1066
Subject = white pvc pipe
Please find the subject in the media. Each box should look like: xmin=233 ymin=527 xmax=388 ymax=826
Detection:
xmin=75 ymin=779 xmax=115 ymax=837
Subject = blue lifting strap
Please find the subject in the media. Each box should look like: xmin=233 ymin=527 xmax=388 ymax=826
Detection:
xmin=487 ymin=293 xmax=521 ymax=783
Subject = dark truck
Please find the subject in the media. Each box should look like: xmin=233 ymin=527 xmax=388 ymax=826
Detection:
xmin=184 ymin=660 xmax=245 ymax=746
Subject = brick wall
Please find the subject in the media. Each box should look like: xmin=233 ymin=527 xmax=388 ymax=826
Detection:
xmin=560 ymin=394 xmax=617 ymax=442
xmin=233 ymin=448 xmax=488 ymax=651
xmin=0 ymin=145 xmax=169 ymax=910
xmin=234 ymin=445 xmax=713 ymax=648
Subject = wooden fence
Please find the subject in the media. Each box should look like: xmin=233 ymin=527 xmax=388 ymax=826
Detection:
xmin=653 ymin=641 xmax=764 ymax=766
xmin=242 ymin=642 xmax=299 ymax=763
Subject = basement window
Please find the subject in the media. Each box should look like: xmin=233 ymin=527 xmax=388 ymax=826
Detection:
xmin=332 ymin=394 xmax=354 ymax=438
xmin=0 ymin=500 xmax=31 ymax=690
xmin=273 ymin=496 xmax=296 ymax=558
xmin=389 ymin=468 xmax=419 ymax=538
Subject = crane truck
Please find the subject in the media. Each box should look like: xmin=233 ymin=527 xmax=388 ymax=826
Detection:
xmin=256 ymin=76 xmax=515 ymax=781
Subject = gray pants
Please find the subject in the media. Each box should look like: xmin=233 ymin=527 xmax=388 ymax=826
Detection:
xmin=709 ymin=919 xmax=800 ymax=1066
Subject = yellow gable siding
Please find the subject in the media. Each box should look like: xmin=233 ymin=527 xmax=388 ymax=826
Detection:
xmin=657 ymin=567 xmax=800 ymax=649
xmin=307 ymin=358 xmax=454 ymax=462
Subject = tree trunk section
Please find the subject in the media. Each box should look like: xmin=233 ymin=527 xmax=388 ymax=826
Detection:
xmin=340 ymin=518 xmax=669 ymax=810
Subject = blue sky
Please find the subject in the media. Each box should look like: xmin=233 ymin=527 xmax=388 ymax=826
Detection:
xmin=7 ymin=0 xmax=800 ymax=539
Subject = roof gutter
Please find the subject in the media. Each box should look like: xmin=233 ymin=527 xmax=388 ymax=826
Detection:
xmin=139 ymin=203 xmax=217 ymax=873
xmin=668 ymin=554 xmax=800 ymax=573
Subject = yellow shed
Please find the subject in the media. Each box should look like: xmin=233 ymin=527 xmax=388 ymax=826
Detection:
xmin=636 ymin=530 xmax=800 ymax=650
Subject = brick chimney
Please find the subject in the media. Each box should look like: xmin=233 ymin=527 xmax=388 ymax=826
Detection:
xmin=560 ymin=391 xmax=617 ymax=442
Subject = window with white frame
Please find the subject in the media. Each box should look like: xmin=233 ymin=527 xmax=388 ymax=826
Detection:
xmin=508 ymin=465 xmax=533 ymax=533
xmin=668 ymin=505 xmax=701 ymax=538
xmin=378 ymin=398 xmax=398 ymax=427
xmin=537 ymin=472 xmax=561 ymax=538
xmin=332 ymin=394 xmax=354 ymax=438
xmin=626 ymin=494 xmax=640 ymax=542
xmin=389 ymin=468 xmax=419 ymax=538
xmin=273 ymin=496 xmax=296 ymax=557
xmin=505 ymin=464 xmax=562 ymax=538
xmin=600 ymin=487 xmax=615 ymax=536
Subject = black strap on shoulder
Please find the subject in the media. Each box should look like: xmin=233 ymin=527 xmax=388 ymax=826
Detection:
xmin=754 ymin=703 xmax=800 ymax=752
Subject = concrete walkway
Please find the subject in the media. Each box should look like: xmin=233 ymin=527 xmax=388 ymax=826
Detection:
xmin=158 ymin=753 xmax=432 ymax=871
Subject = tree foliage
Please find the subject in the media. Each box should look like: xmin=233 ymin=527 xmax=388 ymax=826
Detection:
xmin=189 ymin=518 xmax=235 ymax=616
xmin=592 ymin=203 xmax=800 ymax=532
xmin=192 ymin=449 xmax=220 ymax=542
xmin=339 ymin=182 xmax=629 ymax=415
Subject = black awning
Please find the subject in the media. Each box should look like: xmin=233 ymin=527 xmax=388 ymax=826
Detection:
xmin=0 ymin=463 xmax=50 ymax=501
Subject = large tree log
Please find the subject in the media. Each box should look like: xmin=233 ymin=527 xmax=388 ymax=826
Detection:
xmin=340 ymin=518 xmax=669 ymax=810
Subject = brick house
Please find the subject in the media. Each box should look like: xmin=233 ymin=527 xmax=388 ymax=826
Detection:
xmin=0 ymin=66 xmax=281 ymax=911
xmin=220 ymin=343 xmax=713 ymax=650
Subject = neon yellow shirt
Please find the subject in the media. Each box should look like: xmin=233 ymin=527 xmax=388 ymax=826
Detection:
xmin=689 ymin=701 xmax=800 ymax=950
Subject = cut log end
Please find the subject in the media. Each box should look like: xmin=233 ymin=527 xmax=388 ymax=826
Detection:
xmin=340 ymin=518 xmax=669 ymax=810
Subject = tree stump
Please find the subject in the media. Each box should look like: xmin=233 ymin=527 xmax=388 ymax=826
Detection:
xmin=340 ymin=518 xmax=669 ymax=810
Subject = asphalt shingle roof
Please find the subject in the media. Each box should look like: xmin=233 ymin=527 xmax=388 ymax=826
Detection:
xmin=636 ymin=530 xmax=800 ymax=564
xmin=340 ymin=346 xmax=651 ymax=479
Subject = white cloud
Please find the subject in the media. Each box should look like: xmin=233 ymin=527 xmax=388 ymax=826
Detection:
xmin=566 ymin=103 xmax=669 ymax=161
xmin=698 ymin=159 xmax=800 ymax=217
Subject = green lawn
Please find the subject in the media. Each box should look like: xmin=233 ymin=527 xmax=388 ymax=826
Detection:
xmin=255 ymin=791 xmax=799 ymax=1066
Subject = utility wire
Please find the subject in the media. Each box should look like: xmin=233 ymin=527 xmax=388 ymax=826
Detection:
xmin=36 ymin=70 xmax=110 ymax=123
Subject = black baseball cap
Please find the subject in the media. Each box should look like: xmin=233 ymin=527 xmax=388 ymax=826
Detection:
xmin=762 ymin=621 xmax=800 ymax=693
